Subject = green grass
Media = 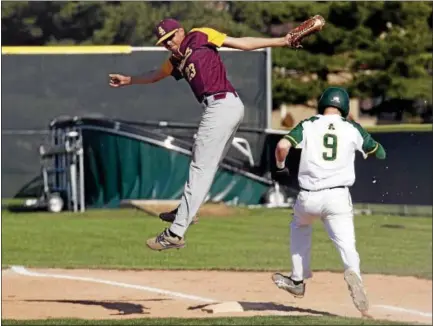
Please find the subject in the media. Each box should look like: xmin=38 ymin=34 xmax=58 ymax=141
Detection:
xmin=354 ymin=203 xmax=432 ymax=217
xmin=2 ymin=208 xmax=432 ymax=278
xmin=1 ymin=316 xmax=412 ymax=325
xmin=2 ymin=208 xmax=430 ymax=325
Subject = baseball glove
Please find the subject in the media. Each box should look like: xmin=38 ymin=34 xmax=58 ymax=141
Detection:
xmin=286 ymin=15 xmax=326 ymax=49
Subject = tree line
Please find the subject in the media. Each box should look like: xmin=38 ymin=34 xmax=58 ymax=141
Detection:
xmin=2 ymin=1 xmax=432 ymax=112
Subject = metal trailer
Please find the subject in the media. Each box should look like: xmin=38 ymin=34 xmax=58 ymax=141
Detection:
xmin=35 ymin=116 xmax=86 ymax=213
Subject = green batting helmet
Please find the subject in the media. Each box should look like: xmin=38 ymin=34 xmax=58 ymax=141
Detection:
xmin=317 ymin=87 xmax=350 ymax=118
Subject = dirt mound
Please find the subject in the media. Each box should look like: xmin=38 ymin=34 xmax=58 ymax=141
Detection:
xmin=122 ymin=200 xmax=239 ymax=217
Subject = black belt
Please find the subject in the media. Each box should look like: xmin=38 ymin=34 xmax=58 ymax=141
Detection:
xmin=300 ymin=186 xmax=346 ymax=192
xmin=202 ymin=91 xmax=238 ymax=106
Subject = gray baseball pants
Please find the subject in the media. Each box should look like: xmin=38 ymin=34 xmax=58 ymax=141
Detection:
xmin=169 ymin=92 xmax=244 ymax=238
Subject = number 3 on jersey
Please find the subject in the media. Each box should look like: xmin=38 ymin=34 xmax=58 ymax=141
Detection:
xmin=185 ymin=63 xmax=196 ymax=81
xmin=323 ymin=134 xmax=337 ymax=161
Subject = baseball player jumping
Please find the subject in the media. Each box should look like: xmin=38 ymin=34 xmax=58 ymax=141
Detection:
xmin=271 ymin=87 xmax=386 ymax=316
xmin=109 ymin=17 xmax=324 ymax=251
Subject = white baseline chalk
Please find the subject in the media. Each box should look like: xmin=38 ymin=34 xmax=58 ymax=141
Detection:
xmin=10 ymin=266 xmax=216 ymax=303
xmin=9 ymin=266 xmax=432 ymax=319
xmin=374 ymin=304 xmax=432 ymax=318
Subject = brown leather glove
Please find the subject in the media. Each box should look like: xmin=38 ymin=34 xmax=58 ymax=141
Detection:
xmin=285 ymin=15 xmax=326 ymax=49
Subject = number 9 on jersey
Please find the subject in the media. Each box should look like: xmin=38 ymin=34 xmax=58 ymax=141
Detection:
xmin=323 ymin=133 xmax=337 ymax=161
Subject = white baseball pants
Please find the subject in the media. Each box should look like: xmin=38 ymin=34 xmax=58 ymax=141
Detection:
xmin=289 ymin=187 xmax=361 ymax=281
xmin=169 ymin=92 xmax=244 ymax=238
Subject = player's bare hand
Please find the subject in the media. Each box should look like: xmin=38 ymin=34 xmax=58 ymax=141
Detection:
xmin=109 ymin=74 xmax=132 ymax=88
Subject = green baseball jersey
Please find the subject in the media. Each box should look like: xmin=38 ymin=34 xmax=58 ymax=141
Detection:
xmin=284 ymin=115 xmax=385 ymax=190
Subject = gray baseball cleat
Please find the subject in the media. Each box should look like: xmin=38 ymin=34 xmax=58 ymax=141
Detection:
xmin=344 ymin=269 xmax=369 ymax=314
xmin=272 ymin=273 xmax=305 ymax=298
xmin=146 ymin=228 xmax=185 ymax=251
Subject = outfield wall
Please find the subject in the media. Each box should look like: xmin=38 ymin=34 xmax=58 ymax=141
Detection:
xmin=263 ymin=127 xmax=432 ymax=206
xmin=1 ymin=46 xmax=270 ymax=198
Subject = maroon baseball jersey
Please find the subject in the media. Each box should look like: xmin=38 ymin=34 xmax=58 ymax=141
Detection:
xmin=161 ymin=28 xmax=236 ymax=102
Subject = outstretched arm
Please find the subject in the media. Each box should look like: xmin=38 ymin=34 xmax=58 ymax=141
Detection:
xmin=193 ymin=27 xmax=289 ymax=50
xmin=130 ymin=68 xmax=170 ymax=85
xmin=109 ymin=58 xmax=175 ymax=87
xmin=223 ymin=15 xmax=325 ymax=51
xmin=223 ymin=36 xmax=289 ymax=51
xmin=109 ymin=67 xmax=169 ymax=87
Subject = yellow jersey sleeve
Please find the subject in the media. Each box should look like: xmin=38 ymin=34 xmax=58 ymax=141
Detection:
xmin=190 ymin=27 xmax=227 ymax=47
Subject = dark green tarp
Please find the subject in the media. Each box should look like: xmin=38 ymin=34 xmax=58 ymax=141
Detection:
xmin=83 ymin=129 xmax=271 ymax=208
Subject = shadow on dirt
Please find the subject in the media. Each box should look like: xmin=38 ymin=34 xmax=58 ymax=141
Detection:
xmin=25 ymin=298 xmax=170 ymax=315
xmin=189 ymin=301 xmax=338 ymax=317
xmin=239 ymin=301 xmax=338 ymax=316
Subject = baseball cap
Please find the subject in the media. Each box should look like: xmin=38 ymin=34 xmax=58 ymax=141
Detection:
xmin=154 ymin=18 xmax=181 ymax=45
